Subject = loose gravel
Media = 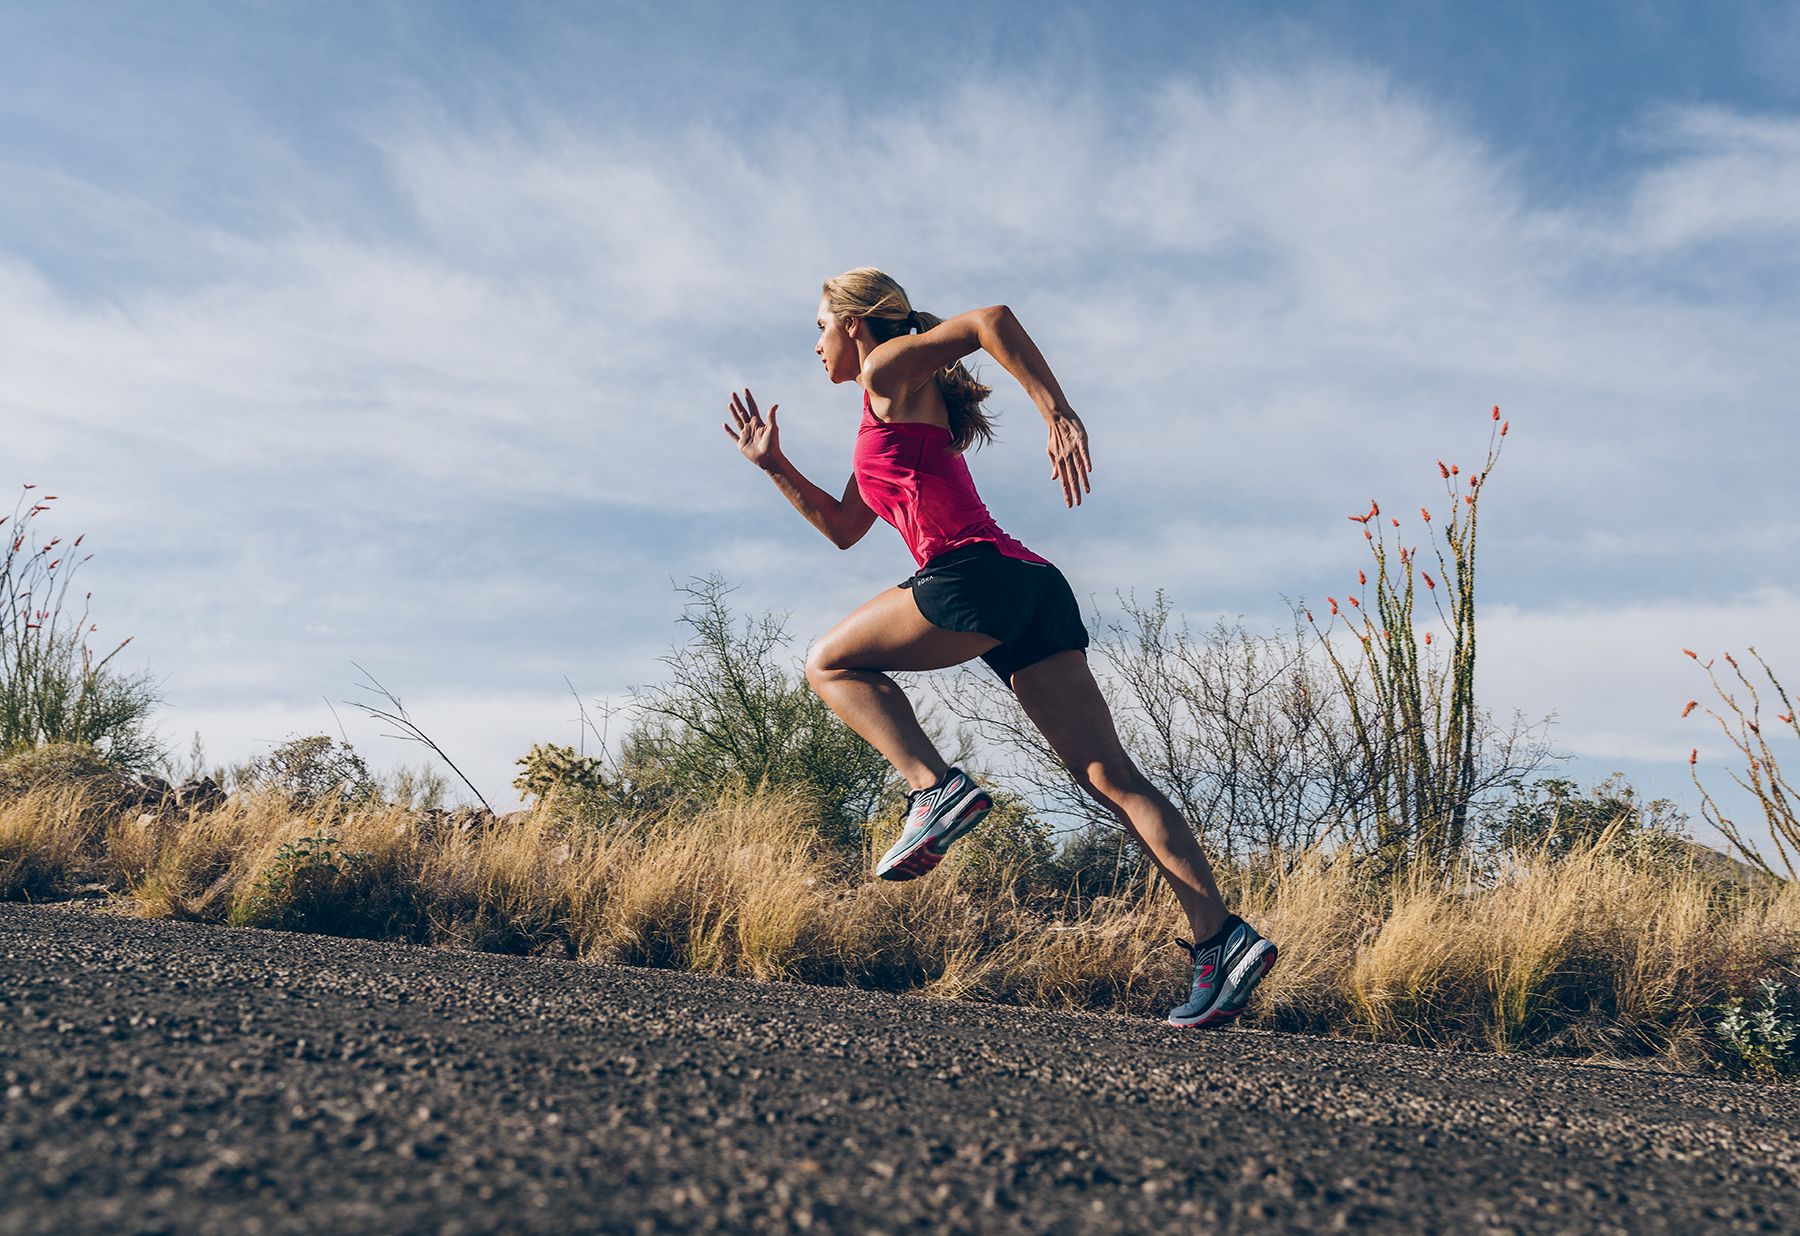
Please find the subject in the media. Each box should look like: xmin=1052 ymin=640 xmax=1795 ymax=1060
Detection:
xmin=2 ymin=902 xmax=1795 ymax=1234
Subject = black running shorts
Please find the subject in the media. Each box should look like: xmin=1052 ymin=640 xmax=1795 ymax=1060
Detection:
xmin=899 ymin=541 xmax=1090 ymax=688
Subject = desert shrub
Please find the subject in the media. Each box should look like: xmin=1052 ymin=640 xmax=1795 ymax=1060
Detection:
xmin=945 ymin=789 xmax=1057 ymax=895
xmin=1684 ymin=646 xmax=1800 ymax=882
xmin=228 ymin=829 xmax=413 ymax=938
xmin=1051 ymin=821 xmax=1151 ymax=902
xmin=1488 ymin=774 xmax=1689 ymax=865
xmin=1 ymin=488 xmax=163 ymax=771
xmin=235 ymin=735 xmax=375 ymax=808
xmin=513 ymin=741 xmax=613 ymax=820
xmin=594 ymin=576 xmax=923 ymax=847
xmin=1711 ymin=977 xmax=1800 ymax=1078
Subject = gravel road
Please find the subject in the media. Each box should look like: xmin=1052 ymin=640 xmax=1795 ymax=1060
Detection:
xmin=2 ymin=902 xmax=1795 ymax=1234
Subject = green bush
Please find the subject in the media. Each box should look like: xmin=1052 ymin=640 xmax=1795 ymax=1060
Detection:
xmin=592 ymin=576 xmax=912 ymax=847
xmin=235 ymin=735 xmax=375 ymax=808
xmin=513 ymin=741 xmax=611 ymax=817
xmin=229 ymin=831 xmax=411 ymax=938
xmin=1712 ymin=977 xmax=1800 ymax=1078
xmin=949 ymin=789 xmax=1057 ymax=894
xmin=1488 ymin=774 xmax=1688 ymax=864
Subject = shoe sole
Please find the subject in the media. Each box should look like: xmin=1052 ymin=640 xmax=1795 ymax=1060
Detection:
xmin=876 ymin=788 xmax=992 ymax=881
xmin=1166 ymin=940 xmax=1279 ymax=1029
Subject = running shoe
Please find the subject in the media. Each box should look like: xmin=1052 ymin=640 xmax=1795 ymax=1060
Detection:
xmin=1166 ymin=914 xmax=1279 ymax=1028
xmin=875 ymin=767 xmax=993 ymax=881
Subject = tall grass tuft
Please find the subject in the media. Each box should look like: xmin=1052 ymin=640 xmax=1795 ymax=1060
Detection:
xmin=4 ymin=772 xmax=1796 ymax=1078
xmin=1 ymin=487 xmax=162 ymax=770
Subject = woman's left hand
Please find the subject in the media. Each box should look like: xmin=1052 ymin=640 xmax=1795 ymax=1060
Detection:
xmin=1045 ymin=409 xmax=1093 ymax=508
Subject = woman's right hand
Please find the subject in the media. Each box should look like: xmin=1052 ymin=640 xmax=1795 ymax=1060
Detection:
xmin=723 ymin=388 xmax=783 ymax=471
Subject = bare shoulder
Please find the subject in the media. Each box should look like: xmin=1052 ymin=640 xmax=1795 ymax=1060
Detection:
xmin=862 ymin=307 xmax=998 ymax=398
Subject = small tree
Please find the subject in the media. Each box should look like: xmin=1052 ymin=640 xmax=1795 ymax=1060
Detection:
xmin=237 ymin=735 xmax=375 ymax=808
xmin=592 ymin=576 xmax=948 ymax=846
xmin=1 ymin=487 xmax=161 ymax=771
xmin=1488 ymin=774 xmax=1688 ymax=863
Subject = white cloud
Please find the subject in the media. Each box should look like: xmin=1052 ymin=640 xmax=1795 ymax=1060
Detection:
xmin=5 ymin=59 xmax=1798 ymax=815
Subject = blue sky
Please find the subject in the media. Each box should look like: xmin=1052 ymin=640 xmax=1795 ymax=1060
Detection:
xmin=5 ymin=3 xmax=1798 ymax=852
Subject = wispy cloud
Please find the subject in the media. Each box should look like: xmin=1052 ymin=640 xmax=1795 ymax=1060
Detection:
xmin=5 ymin=51 xmax=1797 ymax=823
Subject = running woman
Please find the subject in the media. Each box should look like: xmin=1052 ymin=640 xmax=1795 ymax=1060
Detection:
xmin=722 ymin=267 xmax=1277 ymax=1028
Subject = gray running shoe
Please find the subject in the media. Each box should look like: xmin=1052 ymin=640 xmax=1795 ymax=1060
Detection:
xmin=1167 ymin=915 xmax=1279 ymax=1028
xmin=876 ymin=767 xmax=992 ymax=881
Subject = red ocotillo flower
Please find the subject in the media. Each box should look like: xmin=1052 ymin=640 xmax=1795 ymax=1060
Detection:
xmin=1328 ymin=597 xmax=1340 ymax=615
xmin=74 ymin=533 xmax=84 ymax=547
xmin=1682 ymin=648 xmax=1698 ymax=659
xmin=1304 ymin=611 xmax=1314 ymax=623
xmin=1779 ymin=712 xmax=1794 ymax=724
xmin=44 ymin=495 xmax=58 ymax=500
xmin=1390 ymin=517 xmax=1399 ymax=527
xmin=1682 ymin=701 xmax=1697 ymax=718
xmin=1438 ymin=461 xmax=1450 ymax=478
xmin=1421 ymin=571 xmax=1437 ymax=589
xmin=1501 ymin=421 xmax=1509 ymax=436
xmin=1370 ymin=500 xmax=1381 ymax=517
xmin=1357 ymin=570 xmax=1366 ymax=585
xmin=1349 ymin=596 xmax=1360 ymax=608
xmin=1424 ymin=632 xmax=1433 ymax=645
xmin=1450 ymin=464 xmax=1459 ymax=476
xmin=1689 ymin=748 xmax=1698 ymax=766
xmin=1725 ymin=652 xmax=1739 ymax=669
xmin=22 ymin=483 xmax=35 ymax=489
xmin=46 ymin=559 xmax=60 ymax=570
xmin=1492 ymin=406 xmax=1500 ymax=421
xmin=1420 ymin=507 xmax=1431 ymax=522
xmin=1465 ymin=494 xmax=1475 ymax=505
xmin=1363 ymin=527 xmax=1372 ymax=540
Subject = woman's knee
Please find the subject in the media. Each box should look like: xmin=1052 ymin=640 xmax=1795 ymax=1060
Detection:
xmin=1070 ymin=757 xmax=1149 ymax=804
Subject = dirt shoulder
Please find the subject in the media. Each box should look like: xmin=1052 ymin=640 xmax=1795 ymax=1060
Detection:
xmin=2 ymin=903 xmax=1794 ymax=1234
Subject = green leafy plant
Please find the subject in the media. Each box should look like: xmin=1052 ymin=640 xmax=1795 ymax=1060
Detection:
xmin=610 ymin=575 xmax=908 ymax=847
xmin=230 ymin=832 xmax=381 ymax=935
xmin=1490 ymin=774 xmax=1688 ymax=865
xmin=1712 ymin=977 xmax=1799 ymax=1078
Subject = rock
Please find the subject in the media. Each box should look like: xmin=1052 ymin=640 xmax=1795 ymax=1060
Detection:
xmin=170 ymin=777 xmax=227 ymax=814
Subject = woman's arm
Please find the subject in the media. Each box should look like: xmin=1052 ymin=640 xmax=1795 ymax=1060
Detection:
xmin=862 ymin=305 xmax=1070 ymax=416
xmin=762 ymin=460 xmax=878 ymax=550
xmin=864 ymin=306 xmax=1094 ymax=507
xmin=725 ymin=387 xmax=878 ymax=548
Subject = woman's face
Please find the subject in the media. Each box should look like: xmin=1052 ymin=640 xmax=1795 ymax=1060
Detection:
xmin=815 ymin=294 xmax=859 ymax=384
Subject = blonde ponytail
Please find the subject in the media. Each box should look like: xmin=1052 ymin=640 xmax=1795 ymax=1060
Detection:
xmin=822 ymin=267 xmax=997 ymax=454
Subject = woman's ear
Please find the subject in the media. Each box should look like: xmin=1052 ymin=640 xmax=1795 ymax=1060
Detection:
xmin=842 ymin=314 xmax=872 ymax=347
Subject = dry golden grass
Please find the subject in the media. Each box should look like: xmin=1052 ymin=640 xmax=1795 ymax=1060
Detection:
xmin=4 ymin=780 xmax=1796 ymax=1073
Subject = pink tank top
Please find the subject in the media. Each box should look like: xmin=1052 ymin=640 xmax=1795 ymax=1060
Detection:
xmin=852 ymin=390 xmax=1051 ymax=570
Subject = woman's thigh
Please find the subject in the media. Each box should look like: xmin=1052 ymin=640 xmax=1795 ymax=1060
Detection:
xmin=1009 ymin=648 xmax=1136 ymax=787
xmin=807 ymin=587 xmax=1001 ymax=675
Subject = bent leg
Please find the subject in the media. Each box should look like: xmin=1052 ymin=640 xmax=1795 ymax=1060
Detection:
xmin=804 ymin=587 xmax=1000 ymax=791
xmin=1010 ymin=649 xmax=1227 ymax=940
